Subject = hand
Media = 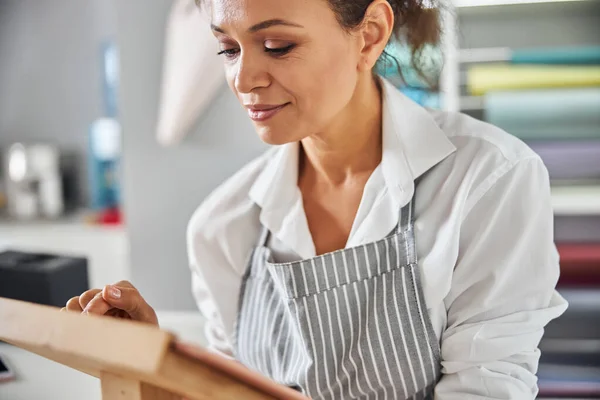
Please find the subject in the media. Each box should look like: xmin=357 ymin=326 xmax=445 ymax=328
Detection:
xmin=62 ymin=280 xmax=159 ymax=326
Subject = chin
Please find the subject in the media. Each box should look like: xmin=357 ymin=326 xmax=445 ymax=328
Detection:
xmin=254 ymin=123 xmax=304 ymax=146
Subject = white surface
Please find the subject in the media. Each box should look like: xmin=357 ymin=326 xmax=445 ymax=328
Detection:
xmin=0 ymin=311 xmax=206 ymax=400
xmin=0 ymin=219 xmax=130 ymax=288
xmin=0 ymin=343 xmax=100 ymax=400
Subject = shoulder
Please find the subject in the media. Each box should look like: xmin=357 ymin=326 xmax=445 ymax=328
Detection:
xmin=418 ymin=109 xmax=551 ymax=221
xmin=431 ymin=109 xmax=539 ymax=165
xmin=429 ymin=109 xmax=547 ymax=195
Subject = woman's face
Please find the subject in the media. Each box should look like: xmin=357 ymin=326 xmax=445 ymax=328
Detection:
xmin=210 ymin=0 xmax=364 ymax=145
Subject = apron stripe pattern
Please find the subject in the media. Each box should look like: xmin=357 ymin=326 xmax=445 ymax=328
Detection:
xmin=234 ymin=196 xmax=441 ymax=399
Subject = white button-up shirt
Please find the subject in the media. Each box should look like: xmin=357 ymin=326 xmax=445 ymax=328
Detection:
xmin=187 ymin=78 xmax=567 ymax=399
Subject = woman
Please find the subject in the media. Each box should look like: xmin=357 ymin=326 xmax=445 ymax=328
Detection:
xmin=64 ymin=0 xmax=568 ymax=398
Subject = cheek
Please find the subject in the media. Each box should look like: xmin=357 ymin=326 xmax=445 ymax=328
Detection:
xmin=225 ymin=67 xmax=237 ymax=95
xmin=280 ymin=43 xmax=359 ymax=129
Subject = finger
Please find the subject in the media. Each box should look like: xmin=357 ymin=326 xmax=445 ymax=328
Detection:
xmin=106 ymin=308 xmax=131 ymax=319
xmin=102 ymin=285 xmax=157 ymax=325
xmin=66 ymin=296 xmax=83 ymax=312
xmin=79 ymin=289 xmax=102 ymax=310
xmin=82 ymin=292 xmax=113 ymax=316
xmin=114 ymin=280 xmax=135 ymax=289
xmin=101 ymin=285 xmax=139 ymax=314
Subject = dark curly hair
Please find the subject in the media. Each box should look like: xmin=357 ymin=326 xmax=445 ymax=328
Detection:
xmin=328 ymin=0 xmax=442 ymax=88
xmin=197 ymin=0 xmax=442 ymax=88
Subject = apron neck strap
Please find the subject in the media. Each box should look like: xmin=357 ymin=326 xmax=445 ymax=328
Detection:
xmin=258 ymin=224 xmax=271 ymax=247
xmin=396 ymin=193 xmax=416 ymax=234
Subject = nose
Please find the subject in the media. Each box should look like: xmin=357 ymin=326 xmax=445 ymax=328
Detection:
xmin=233 ymin=50 xmax=270 ymax=94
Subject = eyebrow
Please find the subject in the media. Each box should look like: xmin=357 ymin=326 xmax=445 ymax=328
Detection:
xmin=211 ymin=19 xmax=304 ymax=34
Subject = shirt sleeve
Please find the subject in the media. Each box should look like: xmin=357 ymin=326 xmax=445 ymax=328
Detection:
xmin=187 ymin=216 xmax=238 ymax=359
xmin=190 ymin=270 xmax=235 ymax=358
xmin=434 ymin=156 xmax=568 ymax=399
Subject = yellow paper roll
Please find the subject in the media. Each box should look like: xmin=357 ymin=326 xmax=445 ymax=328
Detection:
xmin=467 ymin=65 xmax=600 ymax=95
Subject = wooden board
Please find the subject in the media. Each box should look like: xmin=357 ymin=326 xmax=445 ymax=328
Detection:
xmin=100 ymin=372 xmax=181 ymax=400
xmin=0 ymin=298 xmax=281 ymax=399
xmin=0 ymin=297 xmax=173 ymax=377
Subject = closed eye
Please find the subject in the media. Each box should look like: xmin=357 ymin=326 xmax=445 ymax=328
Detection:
xmin=265 ymin=44 xmax=296 ymax=57
xmin=217 ymin=44 xmax=296 ymax=60
xmin=217 ymin=48 xmax=240 ymax=59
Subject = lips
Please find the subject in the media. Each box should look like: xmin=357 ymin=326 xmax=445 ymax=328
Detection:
xmin=246 ymin=103 xmax=289 ymax=122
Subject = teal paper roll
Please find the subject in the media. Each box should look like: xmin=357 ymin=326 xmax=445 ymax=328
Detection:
xmin=485 ymin=88 xmax=600 ymax=132
xmin=512 ymin=46 xmax=600 ymax=65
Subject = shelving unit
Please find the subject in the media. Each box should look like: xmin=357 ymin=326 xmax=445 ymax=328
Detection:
xmin=441 ymin=0 xmax=600 ymax=112
xmin=440 ymin=0 xmax=600 ymax=216
xmin=441 ymin=2 xmax=600 ymax=398
xmin=453 ymin=0 xmax=590 ymax=8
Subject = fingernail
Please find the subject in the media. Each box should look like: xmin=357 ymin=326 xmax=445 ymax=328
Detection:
xmin=109 ymin=286 xmax=121 ymax=299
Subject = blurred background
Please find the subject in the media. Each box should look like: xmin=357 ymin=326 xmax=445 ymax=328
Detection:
xmin=0 ymin=0 xmax=598 ymax=399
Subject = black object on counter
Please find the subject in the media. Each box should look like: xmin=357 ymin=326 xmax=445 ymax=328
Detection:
xmin=0 ymin=250 xmax=88 ymax=307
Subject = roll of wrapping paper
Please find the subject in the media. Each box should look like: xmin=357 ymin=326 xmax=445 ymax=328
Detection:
xmin=555 ymin=216 xmax=600 ymax=243
xmin=528 ymin=141 xmax=600 ymax=182
xmin=538 ymin=364 xmax=600 ymax=398
xmin=460 ymin=46 xmax=600 ymax=65
xmin=512 ymin=46 xmax=600 ymax=65
xmin=556 ymin=243 xmax=600 ymax=286
xmin=487 ymin=88 xmax=600 ymax=140
xmin=506 ymin=126 xmax=600 ymax=141
xmin=551 ymin=185 xmax=600 ymax=216
xmin=485 ymin=88 xmax=600 ymax=128
xmin=467 ymin=65 xmax=600 ymax=95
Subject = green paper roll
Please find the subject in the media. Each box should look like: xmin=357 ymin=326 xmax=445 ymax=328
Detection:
xmin=467 ymin=65 xmax=600 ymax=95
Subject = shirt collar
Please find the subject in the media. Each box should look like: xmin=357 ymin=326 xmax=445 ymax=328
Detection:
xmin=249 ymin=77 xmax=456 ymax=214
xmin=249 ymin=141 xmax=299 ymax=214
xmin=379 ymin=77 xmax=456 ymax=206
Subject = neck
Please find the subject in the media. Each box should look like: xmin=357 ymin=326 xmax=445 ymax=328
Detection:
xmin=299 ymin=75 xmax=383 ymax=186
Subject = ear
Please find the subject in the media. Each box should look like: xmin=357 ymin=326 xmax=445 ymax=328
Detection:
xmin=358 ymin=0 xmax=394 ymax=72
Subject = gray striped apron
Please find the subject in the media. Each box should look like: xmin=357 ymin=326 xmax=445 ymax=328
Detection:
xmin=234 ymin=196 xmax=441 ymax=399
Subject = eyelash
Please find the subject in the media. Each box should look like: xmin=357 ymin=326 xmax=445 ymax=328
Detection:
xmin=217 ymin=44 xmax=296 ymax=59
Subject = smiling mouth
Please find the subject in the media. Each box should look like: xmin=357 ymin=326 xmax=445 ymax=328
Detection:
xmin=246 ymin=103 xmax=290 ymax=122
